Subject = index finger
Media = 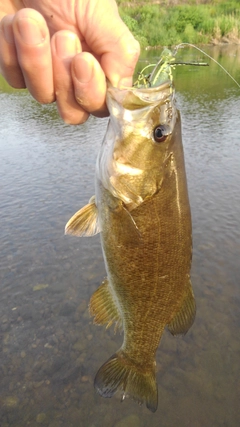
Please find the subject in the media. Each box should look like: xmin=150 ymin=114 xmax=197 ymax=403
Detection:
xmin=12 ymin=8 xmax=55 ymax=103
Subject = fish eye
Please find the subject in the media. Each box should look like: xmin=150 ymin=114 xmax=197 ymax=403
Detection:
xmin=153 ymin=125 xmax=168 ymax=143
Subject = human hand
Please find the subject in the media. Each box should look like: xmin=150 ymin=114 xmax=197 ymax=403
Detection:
xmin=0 ymin=0 xmax=140 ymax=124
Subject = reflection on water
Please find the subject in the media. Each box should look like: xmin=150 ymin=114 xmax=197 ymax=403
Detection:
xmin=0 ymin=45 xmax=240 ymax=426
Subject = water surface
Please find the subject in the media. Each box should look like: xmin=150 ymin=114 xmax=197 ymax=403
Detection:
xmin=0 ymin=45 xmax=240 ymax=427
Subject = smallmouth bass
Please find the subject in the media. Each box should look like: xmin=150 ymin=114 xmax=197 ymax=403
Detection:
xmin=65 ymin=79 xmax=196 ymax=412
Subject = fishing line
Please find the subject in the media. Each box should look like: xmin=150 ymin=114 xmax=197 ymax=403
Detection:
xmin=174 ymin=43 xmax=240 ymax=89
xmin=134 ymin=43 xmax=240 ymax=89
xmin=134 ymin=47 xmax=209 ymax=88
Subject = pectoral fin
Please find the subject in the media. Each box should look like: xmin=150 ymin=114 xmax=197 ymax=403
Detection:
xmin=167 ymin=278 xmax=196 ymax=336
xmin=65 ymin=196 xmax=100 ymax=237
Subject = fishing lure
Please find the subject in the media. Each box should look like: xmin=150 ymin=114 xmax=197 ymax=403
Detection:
xmin=134 ymin=44 xmax=240 ymax=90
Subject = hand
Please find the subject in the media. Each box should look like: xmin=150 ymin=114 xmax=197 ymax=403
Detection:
xmin=0 ymin=0 xmax=140 ymax=124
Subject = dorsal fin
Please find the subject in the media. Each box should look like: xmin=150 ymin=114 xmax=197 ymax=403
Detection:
xmin=167 ymin=278 xmax=196 ymax=336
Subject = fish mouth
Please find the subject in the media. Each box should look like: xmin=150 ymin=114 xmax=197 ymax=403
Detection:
xmin=107 ymin=80 xmax=174 ymax=111
xmin=106 ymin=79 xmax=176 ymax=137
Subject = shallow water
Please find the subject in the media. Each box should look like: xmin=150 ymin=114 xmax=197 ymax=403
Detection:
xmin=0 ymin=45 xmax=240 ymax=427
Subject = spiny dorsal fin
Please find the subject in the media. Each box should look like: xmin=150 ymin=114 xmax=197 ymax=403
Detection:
xmin=167 ymin=278 xmax=196 ymax=336
xmin=89 ymin=278 xmax=122 ymax=331
xmin=65 ymin=195 xmax=100 ymax=237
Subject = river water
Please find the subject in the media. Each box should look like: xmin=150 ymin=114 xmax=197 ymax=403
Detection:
xmin=0 ymin=45 xmax=240 ymax=427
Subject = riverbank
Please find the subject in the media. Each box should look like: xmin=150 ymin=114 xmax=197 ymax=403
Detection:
xmin=145 ymin=35 xmax=240 ymax=51
xmin=117 ymin=1 xmax=240 ymax=48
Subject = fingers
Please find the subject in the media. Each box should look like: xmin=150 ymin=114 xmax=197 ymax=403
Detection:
xmin=71 ymin=52 xmax=108 ymax=118
xmin=0 ymin=14 xmax=25 ymax=88
xmin=77 ymin=0 xmax=140 ymax=88
xmin=51 ymin=32 xmax=108 ymax=124
xmin=51 ymin=31 xmax=86 ymax=124
xmin=12 ymin=9 xmax=54 ymax=103
xmin=0 ymin=10 xmax=108 ymax=124
xmin=0 ymin=9 xmax=54 ymax=103
xmin=101 ymin=30 xmax=140 ymax=88
xmin=0 ymin=0 xmax=140 ymax=125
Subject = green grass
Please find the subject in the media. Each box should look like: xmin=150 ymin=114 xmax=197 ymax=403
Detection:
xmin=117 ymin=1 xmax=240 ymax=47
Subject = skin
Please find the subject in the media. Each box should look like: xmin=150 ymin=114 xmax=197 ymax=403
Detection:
xmin=0 ymin=0 xmax=140 ymax=124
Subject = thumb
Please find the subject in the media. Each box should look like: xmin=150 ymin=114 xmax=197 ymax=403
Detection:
xmin=101 ymin=28 xmax=140 ymax=88
xmin=76 ymin=0 xmax=140 ymax=87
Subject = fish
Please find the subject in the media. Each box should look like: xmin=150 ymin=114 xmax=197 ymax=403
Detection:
xmin=65 ymin=78 xmax=196 ymax=412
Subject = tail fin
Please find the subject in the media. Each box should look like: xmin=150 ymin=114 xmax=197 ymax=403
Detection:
xmin=94 ymin=350 xmax=158 ymax=412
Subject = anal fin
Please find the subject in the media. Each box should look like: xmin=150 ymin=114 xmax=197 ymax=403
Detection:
xmin=167 ymin=278 xmax=196 ymax=336
xmin=89 ymin=279 xmax=122 ymax=331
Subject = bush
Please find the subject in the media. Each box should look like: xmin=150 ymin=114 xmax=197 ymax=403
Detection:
xmin=118 ymin=1 xmax=240 ymax=47
xmin=120 ymin=14 xmax=138 ymax=34
xmin=201 ymin=17 xmax=216 ymax=36
xmin=174 ymin=6 xmax=205 ymax=33
xmin=120 ymin=11 xmax=149 ymax=46
xmin=218 ymin=15 xmax=236 ymax=36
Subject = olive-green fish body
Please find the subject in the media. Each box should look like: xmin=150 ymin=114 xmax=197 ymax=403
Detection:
xmin=65 ymin=81 xmax=196 ymax=412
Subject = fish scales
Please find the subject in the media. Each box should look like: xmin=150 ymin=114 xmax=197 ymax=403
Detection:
xmin=65 ymin=80 xmax=196 ymax=412
xmin=98 ymin=113 xmax=191 ymax=357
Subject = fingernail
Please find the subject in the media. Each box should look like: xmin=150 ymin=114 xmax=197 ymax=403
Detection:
xmin=16 ymin=18 xmax=46 ymax=45
xmin=73 ymin=56 xmax=93 ymax=84
xmin=55 ymin=33 xmax=80 ymax=59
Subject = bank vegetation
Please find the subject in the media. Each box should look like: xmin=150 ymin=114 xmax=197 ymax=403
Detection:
xmin=117 ymin=0 xmax=240 ymax=47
